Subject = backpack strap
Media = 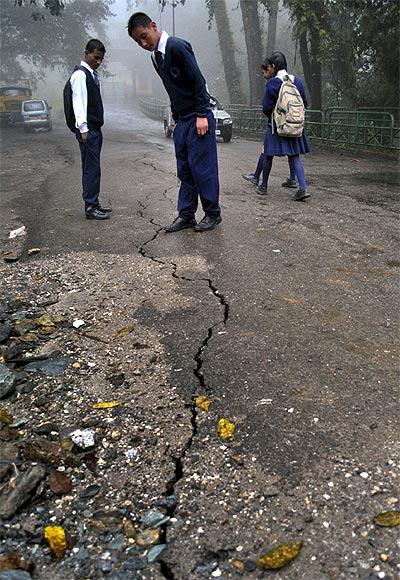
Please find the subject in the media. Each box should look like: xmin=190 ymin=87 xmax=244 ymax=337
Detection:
xmin=271 ymin=78 xmax=285 ymax=135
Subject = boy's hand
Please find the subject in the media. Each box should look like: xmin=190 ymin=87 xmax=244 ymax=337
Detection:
xmin=81 ymin=131 xmax=89 ymax=143
xmin=196 ymin=117 xmax=208 ymax=136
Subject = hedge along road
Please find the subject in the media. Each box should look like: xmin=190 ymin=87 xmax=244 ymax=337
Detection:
xmin=1 ymin=100 xmax=399 ymax=579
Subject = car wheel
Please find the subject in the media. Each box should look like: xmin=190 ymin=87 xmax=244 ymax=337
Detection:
xmin=23 ymin=127 xmax=31 ymax=133
xmin=223 ymin=133 xmax=232 ymax=143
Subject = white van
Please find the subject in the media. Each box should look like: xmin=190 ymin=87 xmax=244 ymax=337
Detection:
xmin=21 ymin=99 xmax=52 ymax=132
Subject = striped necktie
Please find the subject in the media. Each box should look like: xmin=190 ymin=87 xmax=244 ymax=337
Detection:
xmin=93 ymin=70 xmax=100 ymax=88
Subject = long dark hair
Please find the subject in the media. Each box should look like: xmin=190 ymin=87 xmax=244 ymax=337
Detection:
xmin=268 ymin=51 xmax=287 ymax=71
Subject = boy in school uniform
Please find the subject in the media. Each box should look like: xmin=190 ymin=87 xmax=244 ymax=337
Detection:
xmin=70 ymin=39 xmax=112 ymax=220
xmin=128 ymin=12 xmax=222 ymax=232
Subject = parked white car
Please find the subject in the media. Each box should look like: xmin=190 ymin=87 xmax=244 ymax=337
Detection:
xmin=163 ymin=95 xmax=233 ymax=142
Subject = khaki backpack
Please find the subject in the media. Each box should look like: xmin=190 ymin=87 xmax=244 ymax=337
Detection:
xmin=272 ymin=75 xmax=305 ymax=138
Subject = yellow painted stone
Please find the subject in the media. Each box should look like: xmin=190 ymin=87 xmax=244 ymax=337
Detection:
xmin=258 ymin=541 xmax=302 ymax=570
xmin=44 ymin=525 xmax=67 ymax=559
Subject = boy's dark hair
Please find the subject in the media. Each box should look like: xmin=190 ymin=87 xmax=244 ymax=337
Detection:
xmin=86 ymin=39 xmax=106 ymax=54
xmin=261 ymin=59 xmax=269 ymax=71
xmin=268 ymin=51 xmax=287 ymax=71
xmin=127 ymin=12 xmax=152 ymax=36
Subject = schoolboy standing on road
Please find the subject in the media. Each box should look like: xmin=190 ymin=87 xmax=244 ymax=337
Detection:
xmin=70 ymin=39 xmax=112 ymax=220
xmin=128 ymin=12 xmax=222 ymax=232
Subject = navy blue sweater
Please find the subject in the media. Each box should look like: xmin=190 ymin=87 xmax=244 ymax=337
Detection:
xmin=153 ymin=37 xmax=210 ymax=120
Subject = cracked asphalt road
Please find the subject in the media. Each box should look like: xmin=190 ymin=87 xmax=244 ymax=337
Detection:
xmin=1 ymin=100 xmax=399 ymax=579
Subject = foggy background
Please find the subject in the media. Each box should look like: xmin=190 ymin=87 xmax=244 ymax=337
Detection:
xmin=99 ymin=0 xmax=297 ymax=106
xmin=1 ymin=0 xmax=297 ymax=115
xmin=1 ymin=0 xmax=398 ymax=118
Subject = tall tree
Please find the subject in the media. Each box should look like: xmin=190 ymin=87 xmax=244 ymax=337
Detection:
xmin=284 ymin=0 xmax=400 ymax=109
xmin=265 ymin=0 xmax=279 ymax=57
xmin=326 ymin=0 xmax=399 ymax=107
xmin=283 ymin=0 xmax=328 ymax=111
xmin=240 ymin=0 xmax=264 ymax=104
xmin=14 ymin=0 xmax=65 ymax=15
xmin=1 ymin=0 xmax=113 ymax=83
xmin=205 ymin=0 xmax=245 ymax=103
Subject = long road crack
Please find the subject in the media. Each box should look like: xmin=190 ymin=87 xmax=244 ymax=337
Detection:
xmin=141 ymin=159 xmax=176 ymax=176
xmin=137 ymin=197 xmax=229 ymax=579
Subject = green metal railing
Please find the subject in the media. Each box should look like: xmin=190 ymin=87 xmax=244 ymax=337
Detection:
xmin=325 ymin=106 xmax=400 ymax=123
xmin=227 ymin=106 xmax=399 ymax=150
xmin=322 ymin=110 xmax=397 ymax=149
xmin=138 ymin=98 xmax=399 ymax=150
xmin=139 ymin=97 xmax=166 ymax=121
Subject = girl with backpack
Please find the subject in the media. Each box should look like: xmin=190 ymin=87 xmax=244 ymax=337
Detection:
xmin=259 ymin=52 xmax=310 ymax=201
xmin=242 ymin=60 xmax=299 ymax=192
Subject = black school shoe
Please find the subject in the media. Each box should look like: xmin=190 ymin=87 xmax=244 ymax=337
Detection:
xmin=86 ymin=208 xmax=110 ymax=220
xmin=194 ymin=214 xmax=222 ymax=232
xmin=95 ymin=203 xmax=112 ymax=213
xmin=242 ymin=173 xmax=259 ymax=186
xmin=293 ymin=189 xmax=311 ymax=201
xmin=165 ymin=216 xmax=196 ymax=233
xmin=282 ymin=178 xmax=298 ymax=189
xmin=257 ymin=185 xmax=268 ymax=196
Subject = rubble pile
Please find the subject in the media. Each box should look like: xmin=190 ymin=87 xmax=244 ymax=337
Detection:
xmin=0 ymin=255 xmax=191 ymax=579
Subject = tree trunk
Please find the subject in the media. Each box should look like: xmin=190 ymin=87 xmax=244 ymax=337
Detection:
xmin=239 ymin=0 xmax=264 ymax=105
xmin=299 ymin=30 xmax=322 ymax=111
xmin=213 ymin=0 xmax=246 ymax=103
xmin=284 ymin=0 xmax=325 ymax=110
xmin=309 ymin=28 xmax=322 ymax=111
xmin=266 ymin=0 xmax=279 ymax=57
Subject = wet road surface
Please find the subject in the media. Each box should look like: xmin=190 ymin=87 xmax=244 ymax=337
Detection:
xmin=1 ymin=100 xmax=399 ymax=579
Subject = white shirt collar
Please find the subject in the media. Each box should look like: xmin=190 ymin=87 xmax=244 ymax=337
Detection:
xmin=80 ymin=60 xmax=96 ymax=75
xmin=276 ymin=69 xmax=294 ymax=82
xmin=155 ymin=31 xmax=169 ymax=55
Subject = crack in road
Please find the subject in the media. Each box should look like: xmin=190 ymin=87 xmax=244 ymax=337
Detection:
xmin=193 ymin=281 xmax=228 ymax=393
xmin=137 ymin=196 xmax=229 ymax=579
xmin=141 ymin=159 xmax=177 ymax=177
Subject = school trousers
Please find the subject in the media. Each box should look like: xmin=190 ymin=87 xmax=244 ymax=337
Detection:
xmin=173 ymin=110 xmax=220 ymax=218
xmin=75 ymin=127 xmax=102 ymax=210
